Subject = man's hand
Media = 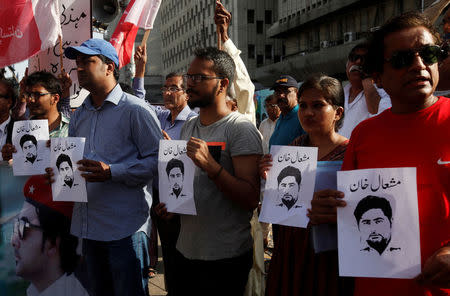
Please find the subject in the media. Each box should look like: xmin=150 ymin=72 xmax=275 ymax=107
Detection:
xmin=416 ymin=246 xmax=450 ymax=288
xmin=307 ymin=189 xmax=346 ymax=225
xmin=162 ymin=130 xmax=171 ymax=140
xmin=1 ymin=144 xmax=16 ymax=161
xmin=258 ymin=154 xmax=273 ymax=180
xmin=362 ymin=77 xmax=382 ymax=114
xmin=134 ymin=44 xmax=147 ymax=78
xmin=214 ymin=0 xmax=230 ymax=43
xmin=58 ymin=70 xmax=72 ymax=99
xmin=77 ymin=159 xmax=111 ymax=182
xmin=186 ymin=137 xmax=220 ymax=174
xmin=154 ymin=202 xmax=175 ymax=220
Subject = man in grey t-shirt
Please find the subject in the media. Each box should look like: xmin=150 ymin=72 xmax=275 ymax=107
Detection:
xmin=156 ymin=47 xmax=262 ymax=295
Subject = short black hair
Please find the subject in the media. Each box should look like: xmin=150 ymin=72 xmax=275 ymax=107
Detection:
xmin=348 ymin=42 xmax=369 ymax=59
xmin=354 ymin=195 xmax=393 ymax=225
xmin=277 ymin=166 xmax=302 ymax=186
xmin=193 ymin=47 xmax=235 ymax=89
xmin=97 ymin=54 xmax=120 ymax=81
xmin=25 ymin=71 xmax=62 ymax=97
xmin=0 ymin=78 xmax=18 ymax=109
xmin=165 ymin=72 xmax=186 ymax=89
xmin=298 ymin=73 xmax=345 ymax=131
xmin=56 ymin=154 xmax=72 ymax=170
xmin=19 ymin=134 xmax=37 ymax=148
xmin=364 ymin=11 xmax=442 ymax=75
xmin=166 ymin=158 xmax=184 ymax=176
xmin=33 ymin=204 xmax=79 ymax=274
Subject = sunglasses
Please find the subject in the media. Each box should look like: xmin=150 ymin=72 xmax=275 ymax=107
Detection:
xmin=385 ymin=45 xmax=446 ymax=69
xmin=13 ymin=218 xmax=43 ymax=240
xmin=348 ymin=53 xmax=366 ymax=63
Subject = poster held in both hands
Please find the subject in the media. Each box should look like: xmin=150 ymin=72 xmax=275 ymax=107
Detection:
xmin=158 ymin=140 xmax=196 ymax=215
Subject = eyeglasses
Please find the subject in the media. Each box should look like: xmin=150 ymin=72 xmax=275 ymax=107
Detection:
xmin=13 ymin=218 xmax=43 ymax=240
xmin=0 ymin=94 xmax=9 ymax=100
xmin=385 ymin=45 xmax=446 ymax=69
xmin=182 ymin=74 xmax=224 ymax=83
xmin=348 ymin=53 xmax=366 ymax=63
xmin=24 ymin=92 xmax=53 ymax=100
xmin=161 ymin=86 xmax=184 ymax=93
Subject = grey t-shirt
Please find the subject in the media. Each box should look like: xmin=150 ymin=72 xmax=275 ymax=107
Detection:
xmin=177 ymin=112 xmax=263 ymax=260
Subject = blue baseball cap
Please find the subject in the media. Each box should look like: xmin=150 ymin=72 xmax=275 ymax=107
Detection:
xmin=65 ymin=38 xmax=119 ymax=67
xmin=270 ymin=75 xmax=298 ymax=90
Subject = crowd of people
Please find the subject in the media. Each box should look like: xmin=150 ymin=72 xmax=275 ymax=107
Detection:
xmin=0 ymin=2 xmax=449 ymax=296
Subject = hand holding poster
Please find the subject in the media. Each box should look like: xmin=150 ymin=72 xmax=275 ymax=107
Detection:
xmin=50 ymin=137 xmax=87 ymax=202
xmin=12 ymin=120 xmax=50 ymax=176
xmin=337 ymin=167 xmax=421 ymax=279
xmin=158 ymin=140 xmax=196 ymax=215
xmin=259 ymin=145 xmax=318 ymax=228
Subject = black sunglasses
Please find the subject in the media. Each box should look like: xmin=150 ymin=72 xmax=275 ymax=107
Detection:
xmin=13 ymin=217 xmax=43 ymax=240
xmin=348 ymin=53 xmax=366 ymax=63
xmin=385 ymin=45 xmax=447 ymax=69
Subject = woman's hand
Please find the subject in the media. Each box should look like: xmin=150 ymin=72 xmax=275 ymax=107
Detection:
xmin=308 ymin=189 xmax=346 ymax=225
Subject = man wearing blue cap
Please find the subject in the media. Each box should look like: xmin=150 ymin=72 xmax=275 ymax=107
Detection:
xmin=61 ymin=38 xmax=163 ymax=296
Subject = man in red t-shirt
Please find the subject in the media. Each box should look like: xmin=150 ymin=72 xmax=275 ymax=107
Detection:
xmin=309 ymin=12 xmax=450 ymax=296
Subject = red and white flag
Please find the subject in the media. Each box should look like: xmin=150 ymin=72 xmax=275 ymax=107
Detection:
xmin=0 ymin=0 xmax=61 ymax=68
xmin=110 ymin=0 xmax=162 ymax=68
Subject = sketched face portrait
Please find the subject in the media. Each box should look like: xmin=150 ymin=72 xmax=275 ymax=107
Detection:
xmin=354 ymin=195 xmax=395 ymax=255
xmin=276 ymin=166 xmax=302 ymax=210
xmin=56 ymin=154 xmax=74 ymax=188
xmin=20 ymin=134 xmax=38 ymax=164
xmin=166 ymin=158 xmax=185 ymax=198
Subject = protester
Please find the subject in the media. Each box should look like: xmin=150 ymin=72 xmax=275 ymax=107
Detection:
xmin=437 ymin=8 xmax=450 ymax=91
xmin=338 ymin=43 xmax=391 ymax=139
xmin=12 ymin=175 xmax=88 ymax=296
xmin=260 ymin=73 xmax=352 ymax=296
xmin=312 ymin=12 xmax=450 ymax=295
xmin=50 ymin=38 xmax=163 ymax=296
xmin=155 ymin=46 xmax=262 ymax=295
xmin=2 ymin=71 xmax=69 ymax=161
xmin=259 ymin=95 xmax=280 ymax=155
xmin=0 ymin=78 xmax=17 ymax=161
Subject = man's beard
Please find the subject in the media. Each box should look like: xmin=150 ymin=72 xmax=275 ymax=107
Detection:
xmin=172 ymin=187 xmax=182 ymax=198
xmin=281 ymin=195 xmax=298 ymax=210
xmin=367 ymin=237 xmax=390 ymax=255
xmin=25 ymin=155 xmax=36 ymax=164
xmin=187 ymin=83 xmax=219 ymax=109
xmin=64 ymin=177 xmax=74 ymax=188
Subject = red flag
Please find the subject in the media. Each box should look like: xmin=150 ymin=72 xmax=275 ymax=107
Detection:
xmin=110 ymin=0 xmax=161 ymax=68
xmin=0 ymin=0 xmax=61 ymax=68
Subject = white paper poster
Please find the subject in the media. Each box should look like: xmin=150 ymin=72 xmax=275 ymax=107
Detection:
xmin=337 ymin=167 xmax=421 ymax=279
xmin=259 ymin=145 xmax=318 ymax=228
xmin=50 ymin=137 xmax=87 ymax=202
xmin=158 ymin=140 xmax=196 ymax=215
xmin=29 ymin=0 xmax=91 ymax=107
xmin=12 ymin=120 xmax=50 ymax=176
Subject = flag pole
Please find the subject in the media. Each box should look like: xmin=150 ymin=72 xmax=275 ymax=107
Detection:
xmin=59 ymin=35 xmax=64 ymax=73
xmin=141 ymin=29 xmax=151 ymax=46
xmin=216 ymin=0 xmax=222 ymax=50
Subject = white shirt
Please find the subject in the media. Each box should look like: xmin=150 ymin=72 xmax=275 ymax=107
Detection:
xmin=339 ymin=82 xmax=391 ymax=139
xmin=27 ymin=273 xmax=89 ymax=296
xmin=0 ymin=115 xmax=11 ymax=161
xmin=258 ymin=117 xmax=277 ymax=154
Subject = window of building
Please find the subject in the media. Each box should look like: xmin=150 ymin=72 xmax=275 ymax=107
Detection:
xmin=265 ymin=44 xmax=272 ymax=60
xmin=248 ymin=44 xmax=255 ymax=59
xmin=247 ymin=9 xmax=255 ymax=24
xmin=265 ymin=10 xmax=272 ymax=24
xmin=257 ymin=21 xmax=264 ymax=34
xmin=257 ymin=54 xmax=264 ymax=66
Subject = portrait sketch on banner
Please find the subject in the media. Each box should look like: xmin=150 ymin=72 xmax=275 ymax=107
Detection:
xmin=259 ymin=145 xmax=318 ymax=228
xmin=50 ymin=137 xmax=87 ymax=202
xmin=337 ymin=167 xmax=421 ymax=279
xmin=158 ymin=140 xmax=196 ymax=215
xmin=12 ymin=120 xmax=50 ymax=176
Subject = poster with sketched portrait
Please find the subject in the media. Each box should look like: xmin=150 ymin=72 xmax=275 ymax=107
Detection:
xmin=50 ymin=137 xmax=87 ymax=202
xmin=337 ymin=167 xmax=421 ymax=279
xmin=12 ymin=120 xmax=50 ymax=176
xmin=158 ymin=140 xmax=196 ymax=215
xmin=259 ymin=145 xmax=318 ymax=228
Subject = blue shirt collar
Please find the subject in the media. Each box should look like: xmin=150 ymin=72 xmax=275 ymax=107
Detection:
xmin=83 ymin=84 xmax=123 ymax=110
xmin=173 ymin=105 xmax=194 ymax=121
xmin=280 ymin=104 xmax=299 ymax=120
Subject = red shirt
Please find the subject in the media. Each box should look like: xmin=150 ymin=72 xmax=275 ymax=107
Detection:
xmin=342 ymin=97 xmax=450 ymax=296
